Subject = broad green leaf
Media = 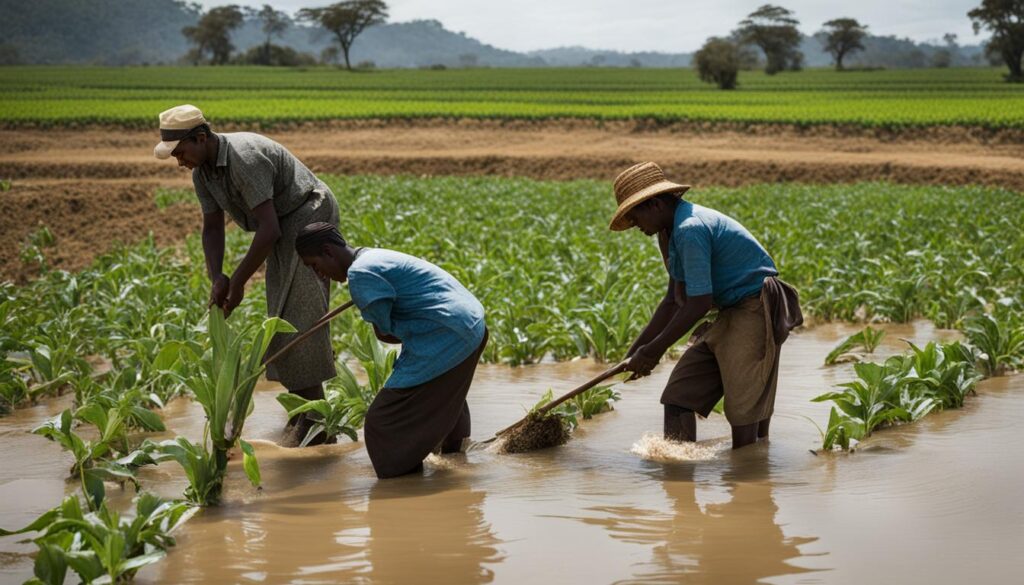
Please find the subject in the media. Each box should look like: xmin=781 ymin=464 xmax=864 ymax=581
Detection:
xmin=0 ymin=508 xmax=59 ymax=536
xmin=239 ymin=439 xmax=261 ymax=488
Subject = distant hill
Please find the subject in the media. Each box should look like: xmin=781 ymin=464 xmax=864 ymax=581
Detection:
xmin=0 ymin=0 xmax=989 ymax=69
xmin=527 ymin=47 xmax=691 ymax=68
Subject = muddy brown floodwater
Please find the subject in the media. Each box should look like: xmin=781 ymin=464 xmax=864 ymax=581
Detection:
xmin=1 ymin=322 xmax=1022 ymax=584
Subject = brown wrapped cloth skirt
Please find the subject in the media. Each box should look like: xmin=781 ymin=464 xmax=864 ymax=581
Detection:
xmin=364 ymin=330 xmax=489 ymax=479
xmin=661 ymin=277 xmax=802 ymax=426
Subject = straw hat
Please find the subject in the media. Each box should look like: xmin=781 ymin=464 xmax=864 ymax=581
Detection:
xmin=608 ymin=162 xmax=690 ymax=231
xmin=153 ymin=104 xmax=207 ymax=160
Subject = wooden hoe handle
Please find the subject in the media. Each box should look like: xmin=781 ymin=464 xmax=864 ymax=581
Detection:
xmin=262 ymin=300 xmax=355 ymax=368
xmin=537 ymin=361 xmax=629 ymax=415
xmin=493 ymin=360 xmax=629 ymax=438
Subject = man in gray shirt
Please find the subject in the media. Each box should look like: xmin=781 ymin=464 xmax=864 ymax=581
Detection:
xmin=154 ymin=104 xmax=339 ymax=445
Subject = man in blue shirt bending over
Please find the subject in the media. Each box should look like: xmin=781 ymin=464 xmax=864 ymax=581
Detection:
xmin=294 ymin=222 xmax=488 ymax=478
xmin=610 ymin=162 xmax=802 ymax=449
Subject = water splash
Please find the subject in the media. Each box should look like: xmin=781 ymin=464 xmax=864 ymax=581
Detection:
xmin=630 ymin=433 xmax=726 ymax=462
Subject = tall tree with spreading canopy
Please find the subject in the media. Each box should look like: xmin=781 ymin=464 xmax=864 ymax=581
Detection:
xmin=969 ymin=0 xmax=1024 ymax=82
xmin=182 ymin=5 xmax=245 ymax=65
xmin=694 ymin=37 xmax=745 ymax=90
xmin=255 ymin=4 xmax=290 ymax=65
xmin=819 ymin=18 xmax=868 ymax=70
xmin=298 ymin=0 xmax=388 ymax=71
xmin=736 ymin=4 xmax=803 ymax=75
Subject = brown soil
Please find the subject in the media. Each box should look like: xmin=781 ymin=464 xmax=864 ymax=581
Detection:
xmin=2 ymin=120 xmax=1023 ymax=282
xmin=500 ymin=413 xmax=569 ymax=454
xmin=0 ymin=180 xmax=195 ymax=283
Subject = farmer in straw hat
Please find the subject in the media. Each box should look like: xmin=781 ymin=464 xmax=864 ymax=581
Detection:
xmin=610 ymin=162 xmax=802 ymax=449
xmin=154 ymin=104 xmax=339 ymax=446
xmin=294 ymin=222 xmax=488 ymax=478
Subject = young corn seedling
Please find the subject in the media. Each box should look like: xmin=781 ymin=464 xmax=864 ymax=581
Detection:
xmin=566 ymin=384 xmax=621 ymax=419
xmin=824 ymin=326 xmax=887 ymax=365
xmin=33 ymin=409 xmax=145 ymax=510
xmin=0 ymin=492 xmax=195 ymax=585
xmin=964 ymin=313 xmax=1024 ymax=376
xmin=901 ymin=341 xmax=983 ymax=410
xmin=276 ymin=387 xmax=360 ymax=447
xmin=812 ymin=361 xmax=909 ymax=450
xmin=276 ymin=322 xmax=397 ymax=446
xmin=159 ymin=307 xmax=295 ymax=506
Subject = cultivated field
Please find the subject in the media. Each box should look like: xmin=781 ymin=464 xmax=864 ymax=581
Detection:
xmin=2 ymin=66 xmax=1022 ymax=129
xmin=2 ymin=65 xmax=1023 ymax=584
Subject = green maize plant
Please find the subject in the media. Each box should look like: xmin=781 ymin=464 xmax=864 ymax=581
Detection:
xmin=824 ymin=326 xmax=887 ymax=365
xmin=900 ymin=341 xmax=983 ymax=410
xmin=33 ymin=410 xmax=145 ymax=510
xmin=153 ymin=187 xmax=196 ymax=209
xmin=565 ymin=384 xmax=622 ymax=420
xmin=815 ymin=340 xmax=986 ymax=451
xmin=0 ymin=492 xmax=195 ymax=585
xmin=279 ymin=321 xmax=399 ymax=445
xmin=149 ymin=436 xmax=224 ymax=507
xmin=343 ymin=322 xmax=397 ymax=396
xmin=812 ymin=361 xmax=910 ymax=447
xmin=19 ymin=226 xmax=56 ymax=274
xmin=159 ymin=307 xmax=296 ymax=505
xmin=0 ymin=364 xmax=29 ymax=414
xmin=964 ymin=313 xmax=1024 ymax=376
xmin=276 ymin=388 xmax=361 ymax=447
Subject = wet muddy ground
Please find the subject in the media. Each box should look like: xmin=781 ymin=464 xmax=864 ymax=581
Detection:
xmin=2 ymin=322 xmax=1022 ymax=584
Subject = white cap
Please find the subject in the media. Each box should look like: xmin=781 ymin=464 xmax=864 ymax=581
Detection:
xmin=154 ymin=104 xmax=207 ymax=160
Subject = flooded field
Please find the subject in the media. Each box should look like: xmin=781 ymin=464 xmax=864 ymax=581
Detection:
xmin=2 ymin=321 xmax=1022 ymax=584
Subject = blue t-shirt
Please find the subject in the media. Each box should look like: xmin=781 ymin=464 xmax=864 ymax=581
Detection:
xmin=347 ymin=248 xmax=486 ymax=389
xmin=666 ymin=201 xmax=778 ymax=308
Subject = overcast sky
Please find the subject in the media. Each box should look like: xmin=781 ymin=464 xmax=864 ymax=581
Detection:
xmin=210 ymin=0 xmax=985 ymax=53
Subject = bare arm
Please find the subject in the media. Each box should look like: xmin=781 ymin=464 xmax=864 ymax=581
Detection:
xmin=202 ymin=210 xmax=226 ymax=281
xmin=202 ymin=210 xmax=229 ymax=308
xmin=224 ymin=200 xmax=281 ymax=315
xmin=627 ymin=277 xmax=679 ymax=357
xmin=232 ymin=200 xmax=280 ymax=287
xmin=641 ymin=294 xmax=712 ymax=361
xmin=626 ymin=293 xmax=713 ymax=378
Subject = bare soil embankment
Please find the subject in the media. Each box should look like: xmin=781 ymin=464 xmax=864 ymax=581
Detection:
xmin=2 ymin=120 xmax=1023 ymax=281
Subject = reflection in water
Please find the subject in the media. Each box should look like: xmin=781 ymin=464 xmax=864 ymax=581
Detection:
xmin=580 ymin=462 xmax=820 ymax=585
xmin=143 ymin=451 xmax=503 ymax=584
xmin=364 ymin=472 xmax=504 ymax=585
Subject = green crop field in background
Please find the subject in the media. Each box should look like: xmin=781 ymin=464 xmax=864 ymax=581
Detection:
xmin=1 ymin=66 xmax=1021 ymax=128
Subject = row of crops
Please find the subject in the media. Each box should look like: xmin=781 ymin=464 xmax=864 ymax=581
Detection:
xmin=2 ymin=176 xmax=1023 ymax=582
xmin=1 ymin=67 xmax=1022 ymax=128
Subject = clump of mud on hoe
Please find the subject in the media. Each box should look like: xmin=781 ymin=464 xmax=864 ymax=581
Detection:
xmin=500 ymin=412 xmax=570 ymax=453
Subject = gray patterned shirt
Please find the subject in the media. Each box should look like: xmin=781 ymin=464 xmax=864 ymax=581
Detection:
xmin=192 ymin=132 xmax=325 ymax=231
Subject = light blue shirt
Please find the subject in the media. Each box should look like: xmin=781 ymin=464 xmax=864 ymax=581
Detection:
xmin=667 ymin=201 xmax=778 ymax=308
xmin=347 ymin=248 xmax=486 ymax=389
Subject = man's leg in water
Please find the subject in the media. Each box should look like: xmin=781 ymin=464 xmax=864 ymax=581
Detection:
xmin=664 ymin=404 xmax=697 ymax=442
xmin=757 ymin=417 xmax=771 ymax=439
xmin=732 ymin=422 xmax=759 ymax=449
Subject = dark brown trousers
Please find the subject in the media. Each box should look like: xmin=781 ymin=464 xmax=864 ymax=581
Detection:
xmin=364 ymin=330 xmax=488 ymax=479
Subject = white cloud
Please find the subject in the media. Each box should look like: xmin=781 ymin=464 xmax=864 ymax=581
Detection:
xmin=220 ymin=0 xmax=985 ymax=53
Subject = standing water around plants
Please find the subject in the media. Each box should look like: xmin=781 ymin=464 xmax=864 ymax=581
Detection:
xmin=2 ymin=322 xmax=1023 ymax=583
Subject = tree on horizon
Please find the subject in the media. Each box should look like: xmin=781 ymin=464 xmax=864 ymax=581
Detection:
xmin=299 ymin=0 xmax=388 ymax=71
xmin=182 ymin=5 xmax=245 ymax=65
xmin=735 ymin=4 xmax=804 ymax=75
xmin=820 ymin=18 xmax=868 ymax=70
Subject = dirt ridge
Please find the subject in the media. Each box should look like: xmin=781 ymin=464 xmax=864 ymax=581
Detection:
xmin=2 ymin=123 xmax=1022 ymax=283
